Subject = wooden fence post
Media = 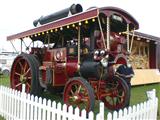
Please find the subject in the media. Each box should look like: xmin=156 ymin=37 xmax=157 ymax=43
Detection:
xmin=57 ymin=102 xmax=62 ymax=120
xmin=47 ymin=99 xmax=51 ymax=120
xmin=99 ymin=102 xmax=104 ymax=120
xmin=30 ymin=95 xmax=35 ymax=120
xmin=38 ymin=97 xmax=42 ymax=120
xmin=51 ymin=101 xmax=56 ymax=120
xmin=107 ymin=113 xmax=112 ymax=120
xmin=88 ymin=111 xmax=94 ymax=120
xmin=0 ymin=86 xmax=1 ymax=116
xmin=68 ymin=106 xmax=73 ymax=120
xmin=26 ymin=93 xmax=31 ymax=120
xmin=34 ymin=96 xmax=39 ymax=120
xmin=62 ymin=104 xmax=67 ymax=120
xmin=42 ymin=98 xmax=47 ymax=120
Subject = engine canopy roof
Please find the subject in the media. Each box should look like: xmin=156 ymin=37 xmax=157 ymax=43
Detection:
xmin=7 ymin=6 xmax=139 ymax=41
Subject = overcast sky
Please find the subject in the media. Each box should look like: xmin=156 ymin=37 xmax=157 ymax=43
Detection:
xmin=0 ymin=0 xmax=160 ymax=51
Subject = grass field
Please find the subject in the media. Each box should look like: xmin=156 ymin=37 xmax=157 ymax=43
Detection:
xmin=0 ymin=75 xmax=160 ymax=119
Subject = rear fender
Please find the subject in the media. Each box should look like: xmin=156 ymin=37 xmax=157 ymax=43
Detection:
xmin=116 ymin=64 xmax=134 ymax=79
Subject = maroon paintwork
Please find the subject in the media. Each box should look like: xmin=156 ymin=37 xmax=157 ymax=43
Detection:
xmin=8 ymin=6 xmax=139 ymax=111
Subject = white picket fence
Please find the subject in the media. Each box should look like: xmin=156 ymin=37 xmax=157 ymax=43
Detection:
xmin=107 ymin=89 xmax=158 ymax=120
xmin=0 ymin=85 xmax=158 ymax=120
xmin=107 ymin=98 xmax=158 ymax=120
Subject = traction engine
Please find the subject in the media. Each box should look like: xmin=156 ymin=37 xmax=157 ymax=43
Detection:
xmin=8 ymin=4 xmax=139 ymax=111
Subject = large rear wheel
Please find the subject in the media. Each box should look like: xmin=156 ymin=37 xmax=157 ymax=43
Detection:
xmin=63 ymin=77 xmax=95 ymax=112
xmin=101 ymin=76 xmax=130 ymax=110
xmin=10 ymin=53 xmax=41 ymax=95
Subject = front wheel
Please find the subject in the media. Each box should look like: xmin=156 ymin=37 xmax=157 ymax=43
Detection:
xmin=63 ymin=77 xmax=95 ymax=112
xmin=116 ymin=64 xmax=133 ymax=107
xmin=121 ymin=77 xmax=131 ymax=107
xmin=101 ymin=76 xmax=130 ymax=110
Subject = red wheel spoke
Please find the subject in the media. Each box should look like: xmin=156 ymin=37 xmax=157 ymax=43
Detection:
xmin=26 ymin=82 xmax=31 ymax=89
xmin=70 ymin=89 xmax=74 ymax=95
xmin=115 ymin=83 xmax=119 ymax=88
xmin=24 ymin=68 xmax=30 ymax=76
xmin=117 ymin=95 xmax=123 ymax=98
xmin=111 ymin=82 xmax=118 ymax=89
xmin=23 ymin=62 xmax=28 ymax=73
xmin=117 ymin=92 xmax=125 ymax=98
xmin=117 ymin=97 xmax=123 ymax=103
xmin=26 ymin=83 xmax=30 ymax=93
xmin=81 ymin=97 xmax=89 ymax=102
xmin=69 ymin=96 xmax=75 ymax=99
xmin=15 ymin=72 xmax=21 ymax=76
xmin=77 ymin=85 xmax=82 ymax=93
xmin=27 ymin=76 xmax=32 ymax=79
xmin=15 ymin=83 xmax=22 ymax=88
xmin=19 ymin=61 xmax=23 ymax=71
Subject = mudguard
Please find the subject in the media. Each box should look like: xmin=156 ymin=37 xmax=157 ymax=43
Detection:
xmin=116 ymin=64 xmax=134 ymax=81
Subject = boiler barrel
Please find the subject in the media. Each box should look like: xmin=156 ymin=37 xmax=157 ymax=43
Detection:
xmin=80 ymin=61 xmax=102 ymax=80
xmin=33 ymin=4 xmax=83 ymax=27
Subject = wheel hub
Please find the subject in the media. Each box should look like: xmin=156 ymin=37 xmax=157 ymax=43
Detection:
xmin=73 ymin=95 xmax=78 ymax=100
xmin=72 ymin=93 xmax=82 ymax=103
xmin=20 ymin=74 xmax=27 ymax=83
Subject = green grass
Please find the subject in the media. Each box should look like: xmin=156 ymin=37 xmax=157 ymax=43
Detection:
xmin=0 ymin=116 xmax=4 ymax=120
xmin=131 ymin=84 xmax=160 ymax=119
xmin=0 ymin=75 xmax=10 ymax=87
xmin=0 ymin=75 xmax=10 ymax=120
xmin=0 ymin=75 xmax=160 ymax=119
xmin=131 ymin=84 xmax=160 ymax=106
